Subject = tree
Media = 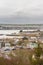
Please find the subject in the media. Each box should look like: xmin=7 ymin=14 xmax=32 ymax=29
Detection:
xmin=18 ymin=40 xmax=23 ymax=46
xmin=22 ymin=37 xmax=28 ymax=40
xmin=29 ymin=43 xmax=43 ymax=65
xmin=9 ymin=39 xmax=14 ymax=46
xmin=20 ymin=30 xmax=23 ymax=33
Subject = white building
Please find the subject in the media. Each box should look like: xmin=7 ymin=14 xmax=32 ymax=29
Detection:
xmin=27 ymin=42 xmax=38 ymax=49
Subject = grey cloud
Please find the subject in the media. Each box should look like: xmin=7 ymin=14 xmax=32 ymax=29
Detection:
xmin=0 ymin=0 xmax=43 ymax=24
xmin=0 ymin=16 xmax=43 ymax=24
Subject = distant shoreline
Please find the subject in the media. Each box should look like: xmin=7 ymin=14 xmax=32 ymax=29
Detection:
xmin=0 ymin=24 xmax=43 ymax=30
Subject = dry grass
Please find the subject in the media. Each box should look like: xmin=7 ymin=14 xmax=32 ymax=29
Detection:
xmin=0 ymin=49 xmax=33 ymax=65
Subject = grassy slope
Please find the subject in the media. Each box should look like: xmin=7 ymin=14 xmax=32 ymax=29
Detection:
xmin=0 ymin=49 xmax=33 ymax=65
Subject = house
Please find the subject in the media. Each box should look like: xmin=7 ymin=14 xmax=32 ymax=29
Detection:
xmin=27 ymin=42 xmax=38 ymax=49
xmin=1 ymin=42 xmax=11 ymax=52
xmin=14 ymin=39 xmax=19 ymax=45
xmin=5 ymin=43 xmax=11 ymax=47
xmin=0 ymin=41 xmax=5 ymax=48
xmin=0 ymin=42 xmax=2 ymax=48
xmin=29 ymin=37 xmax=37 ymax=42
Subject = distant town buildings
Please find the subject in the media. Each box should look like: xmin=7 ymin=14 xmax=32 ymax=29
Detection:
xmin=0 ymin=24 xmax=43 ymax=30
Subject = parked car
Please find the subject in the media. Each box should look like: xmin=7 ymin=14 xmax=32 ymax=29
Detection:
xmin=4 ymin=47 xmax=11 ymax=51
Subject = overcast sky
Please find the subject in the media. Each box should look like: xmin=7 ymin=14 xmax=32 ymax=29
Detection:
xmin=0 ymin=0 xmax=43 ymax=24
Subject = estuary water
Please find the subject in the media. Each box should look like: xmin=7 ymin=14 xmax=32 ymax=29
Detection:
xmin=0 ymin=30 xmax=20 ymax=34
